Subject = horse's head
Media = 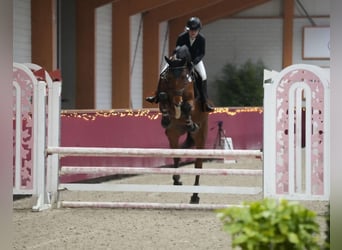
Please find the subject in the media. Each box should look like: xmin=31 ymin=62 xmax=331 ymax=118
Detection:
xmin=159 ymin=46 xmax=194 ymax=120
xmin=167 ymin=45 xmax=191 ymax=67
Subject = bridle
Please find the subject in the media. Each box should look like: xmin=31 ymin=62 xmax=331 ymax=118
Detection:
xmin=159 ymin=61 xmax=193 ymax=120
xmin=163 ymin=63 xmax=192 ymax=97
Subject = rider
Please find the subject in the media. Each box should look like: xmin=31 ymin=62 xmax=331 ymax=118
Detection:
xmin=145 ymin=17 xmax=214 ymax=112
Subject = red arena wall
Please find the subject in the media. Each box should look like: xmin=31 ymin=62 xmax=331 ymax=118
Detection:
xmin=60 ymin=107 xmax=263 ymax=182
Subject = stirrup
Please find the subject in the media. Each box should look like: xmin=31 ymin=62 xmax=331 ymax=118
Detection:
xmin=203 ymin=103 xmax=214 ymax=112
xmin=145 ymin=96 xmax=157 ymax=103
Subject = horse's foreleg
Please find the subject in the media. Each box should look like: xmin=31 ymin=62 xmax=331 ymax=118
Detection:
xmin=161 ymin=114 xmax=171 ymax=128
xmin=159 ymin=92 xmax=171 ymax=128
xmin=190 ymin=158 xmax=202 ymax=204
xmin=167 ymin=133 xmax=182 ymax=186
xmin=181 ymin=102 xmax=198 ymax=132
xmin=172 ymin=157 xmax=182 ymax=185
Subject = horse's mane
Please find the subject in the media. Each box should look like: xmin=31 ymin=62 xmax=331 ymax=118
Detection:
xmin=165 ymin=45 xmax=191 ymax=69
xmin=173 ymin=45 xmax=191 ymax=64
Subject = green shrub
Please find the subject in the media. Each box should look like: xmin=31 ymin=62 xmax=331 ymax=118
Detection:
xmin=324 ymin=203 xmax=330 ymax=249
xmin=212 ymin=59 xmax=265 ymax=107
xmin=216 ymin=198 xmax=321 ymax=250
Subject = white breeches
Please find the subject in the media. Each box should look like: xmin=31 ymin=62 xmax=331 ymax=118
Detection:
xmin=194 ymin=61 xmax=207 ymax=81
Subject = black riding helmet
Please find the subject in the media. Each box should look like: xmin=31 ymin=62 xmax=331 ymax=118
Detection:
xmin=186 ymin=17 xmax=202 ymax=31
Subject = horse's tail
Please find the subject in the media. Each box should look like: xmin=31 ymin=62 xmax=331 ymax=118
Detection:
xmin=181 ymin=132 xmax=195 ymax=149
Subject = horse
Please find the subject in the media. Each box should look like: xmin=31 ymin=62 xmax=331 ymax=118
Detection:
xmin=157 ymin=45 xmax=209 ymax=204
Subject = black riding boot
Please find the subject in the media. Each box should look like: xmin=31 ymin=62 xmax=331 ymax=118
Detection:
xmin=198 ymin=80 xmax=214 ymax=112
xmin=145 ymin=68 xmax=168 ymax=104
xmin=145 ymin=94 xmax=158 ymax=104
xmin=145 ymin=79 xmax=161 ymax=104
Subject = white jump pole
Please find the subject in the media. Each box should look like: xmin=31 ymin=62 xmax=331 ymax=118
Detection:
xmin=48 ymin=146 xmax=262 ymax=158
xmin=59 ymin=201 xmax=246 ymax=210
xmin=59 ymin=183 xmax=262 ymax=195
xmin=60 ymin=166 xmax=262 ymax=176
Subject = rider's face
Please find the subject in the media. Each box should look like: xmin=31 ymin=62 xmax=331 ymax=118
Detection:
xmin=189 ymin=29 xmax=199 ymax=39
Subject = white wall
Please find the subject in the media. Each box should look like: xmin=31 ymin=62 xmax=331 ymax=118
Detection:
xmin=95 ymin=3 xmax=112 ymax=110
xmin=294 ymin=0 xmax=330 ymax=16
xmin=13 ymin=0 xmax=31 ymax=63
xmin=159 ymin=21 xmax=169 ymax=70
xmin=203 ymin=18 xmax=283 ymax=85
xmin=95 ymin=9 xmax=144 ymax=110
xmin=130 ymin=13 xmax=143 ymax=109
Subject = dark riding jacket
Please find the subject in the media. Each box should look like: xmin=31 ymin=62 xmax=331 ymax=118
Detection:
xmin=175 ymin=31 xmax=205 ymax=65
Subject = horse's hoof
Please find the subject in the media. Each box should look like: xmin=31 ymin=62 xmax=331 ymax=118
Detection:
xmin=193 ymin=123 xmax=199 ymax=131
xmin=173 ymin=181 xmax=182 ymax=185
xmin=190 ymin=195 xmax=200 ymax=204
xmin=186 ymin=123 xmax=199 ymax=132
xmin=181 ymin=133 xmax=195 ymax=149
xmin=161 ymin=117 xmax=170 ymax=128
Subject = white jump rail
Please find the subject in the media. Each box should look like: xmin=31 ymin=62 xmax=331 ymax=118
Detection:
xmin=59 ymin=183 xmax=261 ymax=195
xmin=60 ymin=201 xmax=245 ymax=210
xmin=47 ymin=146 xmax=262 ymax=158
xmin=60 ymin=166 xmax=262 ymax=176
xmin=49 ymin=146 xmax=263 ymax=210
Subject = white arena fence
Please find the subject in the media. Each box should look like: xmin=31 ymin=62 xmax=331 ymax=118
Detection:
xmin=263 ymin=64 xmax=330 ymax=201
xmin=13 ymin=63 xmax=61 ymax=211
xmin=12 ymin=63 xmax=330 ymax=211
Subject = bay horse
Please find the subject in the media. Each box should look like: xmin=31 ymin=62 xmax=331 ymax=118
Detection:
xmin=158 ymin=45 xmax=209 ymax=204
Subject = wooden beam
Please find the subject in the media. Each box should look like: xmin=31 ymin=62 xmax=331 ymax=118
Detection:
xmin=191 ymin=0 xmax=271 ymax=24
xmin=112 ymin=1 xmax=131 ymax=108
xmin=127 ymin=0 xmax=176 ymax=14
xmin=142 ymin=14 xmax=160 ymax=107
xmin=31 ymin=0 xmax=56 ymax=72
xmin=93 ymin=0 xmax=118 ymax=8
xmin=145 ymin=0 xmax=222 ymax=21
xmin=94 ymin=0 xmax=176 ymax=12
xmin=283 ymin=0 xmax=294 ymax=67
xmin=169 ymin=18 xmax=187 ymax=56
xmin=75 ymin=0 xmax=95 ymax=108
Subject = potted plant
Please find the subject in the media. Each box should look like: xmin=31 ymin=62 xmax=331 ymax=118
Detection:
xmin=216 ymin=198 xmax=321 ymax=250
